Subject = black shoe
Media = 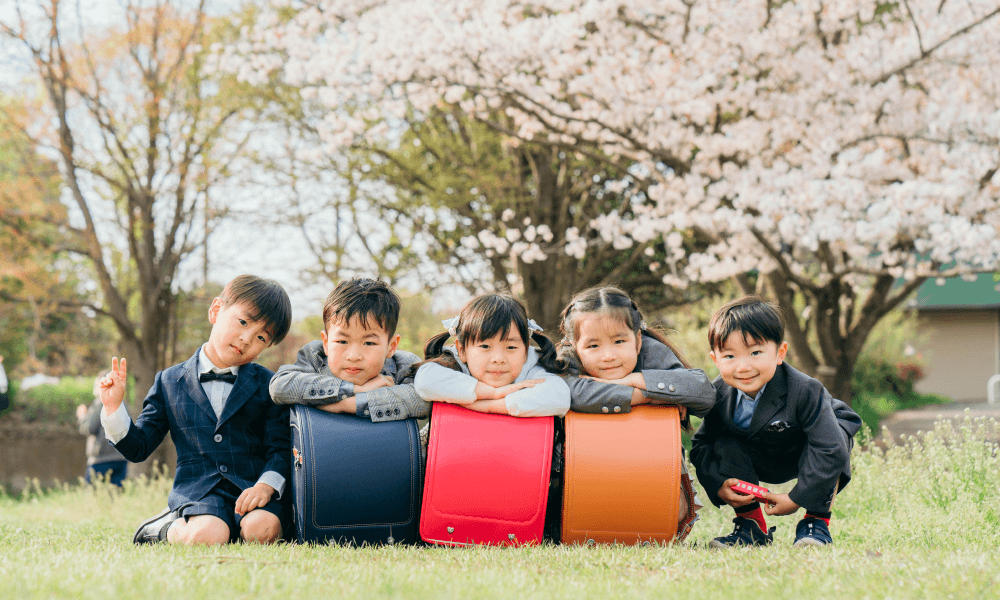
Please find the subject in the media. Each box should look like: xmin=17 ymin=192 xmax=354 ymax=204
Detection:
xmin=133 ymin=507 xmax=180 ymax=545
xmin=709 ymin=516 xmax=774 ymax=548
xmin=793 ymin=517 xmax=832 ymax=547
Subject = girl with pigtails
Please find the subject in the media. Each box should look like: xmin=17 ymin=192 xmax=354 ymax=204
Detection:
xmin=558 ymin=286 xmax=716 ymax=536
xmin=413 ymin=294 xmax=570 ymax=417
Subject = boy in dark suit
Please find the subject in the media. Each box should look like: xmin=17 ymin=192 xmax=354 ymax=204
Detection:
xmin=691 ymin=296 xmax=861 ymax=547
xmin=98 ymin=275 xmax=292 ymax=545
xmin=269 ymin=278 xmax=428 ymax=422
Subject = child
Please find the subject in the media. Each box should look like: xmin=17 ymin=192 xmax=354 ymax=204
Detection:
xmin=76 ymin=371 xmax=127 ymax=486
xmin=269 ymin=278 xmax=428 ymax=421
xmin=413 ymin=294 xmax=570 ymax=417
xmin=558 ymin=286 xmax=716 ymax=536
xmin=690 ymin=296 xmax=862 ymax=547
xmin=98 ymin=275 xmax=292 ymax=545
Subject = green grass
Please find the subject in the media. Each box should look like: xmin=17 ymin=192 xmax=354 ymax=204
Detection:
xmin=2 ymin=418 xmax=999 ymax=599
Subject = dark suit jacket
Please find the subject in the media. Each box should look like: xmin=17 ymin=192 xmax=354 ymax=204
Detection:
xmin=690 ymin=363 xmax=861 ymax=510
xmin=113 ymin=351 xmax=290 ymax=510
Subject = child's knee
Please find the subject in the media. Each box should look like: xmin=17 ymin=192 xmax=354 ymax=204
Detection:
xmin=172 ymin=515 xmax=230 ymax=545
xmin=240 ymin=510 xmax=281 ymax=544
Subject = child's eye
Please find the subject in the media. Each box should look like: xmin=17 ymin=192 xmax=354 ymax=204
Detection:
xmin=364 ymin=341 xmax=377 ymax=346
xmin=257 ymin=335 xmax=268 ymax=343
xmin=239 ymin=319 xmax=248 ymax=326
xmin=586 ymin=343 xmax=598 ymax=349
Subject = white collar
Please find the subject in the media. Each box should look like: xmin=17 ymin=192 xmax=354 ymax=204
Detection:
xmin=198 ymin=345 xmax=239 ymax=376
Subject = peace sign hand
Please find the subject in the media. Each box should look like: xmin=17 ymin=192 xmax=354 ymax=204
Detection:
xmin=98 ymin=357 xmax=128 ymax=413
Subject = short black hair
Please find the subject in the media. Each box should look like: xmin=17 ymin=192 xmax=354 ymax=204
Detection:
xmin=220 ymin=275 xmax=292 ymax=345
xmin=708 ymin=296 xmax=784 ymax=351
xmin=323 ymin=278 xmax=400 ymax=338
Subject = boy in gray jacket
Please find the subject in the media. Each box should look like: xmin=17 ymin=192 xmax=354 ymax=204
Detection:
xmin=270 ymin=278 xmax=428 ymax=421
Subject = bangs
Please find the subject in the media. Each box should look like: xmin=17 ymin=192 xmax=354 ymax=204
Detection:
xmin=458 ymin=295 xmax=529 ymax=345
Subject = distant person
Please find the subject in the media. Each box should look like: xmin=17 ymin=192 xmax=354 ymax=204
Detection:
xmin=76 ymin=372 xmax=127 ymax=486
xmin=690 ymin=296 xmax=862 ymax=548
xmin=0 ymin=355 xmax=8 ymax=411
xmin=98 ymin=274 xmax=292 ymax=546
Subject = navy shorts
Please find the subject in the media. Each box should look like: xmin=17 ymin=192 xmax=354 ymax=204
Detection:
xmin=180 ymin=479 xmax=285 ymax=541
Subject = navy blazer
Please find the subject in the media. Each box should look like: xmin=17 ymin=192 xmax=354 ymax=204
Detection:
xmin=690 ymin=363 xmax=861 ymax=511
xmin=113 ymin=351 xmax=290 ymax=510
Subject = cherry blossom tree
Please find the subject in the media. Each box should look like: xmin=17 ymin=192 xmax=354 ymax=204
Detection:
xmin=226 ymin=0 xmax=1000 ymax=401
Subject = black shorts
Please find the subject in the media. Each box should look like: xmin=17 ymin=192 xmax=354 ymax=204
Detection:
xmin=180 ymin=479 xmax=285 ymax=541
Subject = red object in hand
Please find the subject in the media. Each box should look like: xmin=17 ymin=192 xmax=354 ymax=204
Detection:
xmin=731 ymin=480 xmax=770 ymax=502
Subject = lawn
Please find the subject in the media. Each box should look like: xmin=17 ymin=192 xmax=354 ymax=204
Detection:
xmin=1 ymin=419 xmax=998 ymax=599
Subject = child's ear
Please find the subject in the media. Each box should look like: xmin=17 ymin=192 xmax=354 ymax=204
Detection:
xmin=455 ymin=340 xmax=466 ymax=362
xmin=208 ymin=297 xmax=223 ymax=324
xmin=635 ymin=332 xmax=643 ymax=354
xmin=387 ymin=334 xmax=400 ymax=356
xmin=776 ymin=341 xmax=789 ymax=364
xmin=708 ymin=349 xmax=719 ymax=366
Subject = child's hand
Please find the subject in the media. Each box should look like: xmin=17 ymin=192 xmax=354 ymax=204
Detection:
xmin=75 ymin=404 xmax=88 ymax=420
xmin=235 ymin=482 xmax=275 ymax=516
xmin=718 ymin=478 xmax=757 ymax=507
xmin=763 ymin=492 xmax=799 ymax=516
xmin=465 ymin=398 xmax=509 ymax=415
xmin=580 ymin=372 xmax=645 ymax=389
xmin=355 ymin=374 xmax=394 ymax=393
xmin=98 ymin=357 xmax=127 ymax=413
xmin=477 ymin=379 xmax=544 ymax=400
xmin=318 ymin=397 xmax=357 ymax=414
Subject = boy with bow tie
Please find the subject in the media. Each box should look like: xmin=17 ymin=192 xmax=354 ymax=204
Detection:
xmin=99 ymin=275 xmax=292 ymax=545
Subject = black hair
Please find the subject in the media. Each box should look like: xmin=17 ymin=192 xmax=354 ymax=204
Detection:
xmin=707 ymin=295 xmax=785 ymax=350
xmin=418 ymin=293 xmax=565 ymax=375
xmin=220 ymin=274 xmax=292 ymax=345
xmin=323 ymin=278 xmax=400 ymax=338
xmin=558 ymin=286 xmax=690 ymax=368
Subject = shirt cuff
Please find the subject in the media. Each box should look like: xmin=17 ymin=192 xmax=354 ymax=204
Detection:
xmin=100 ymin=403 xmax=131 ymax=444
xmin=257 ymin=471 xmax=286 ymax=499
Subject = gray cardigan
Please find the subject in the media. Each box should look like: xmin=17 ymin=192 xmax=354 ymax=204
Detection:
xmin=269 ymin=340 xmax=429 ymax=422
xmin=561 ymin=334 xmax=715 ymax=416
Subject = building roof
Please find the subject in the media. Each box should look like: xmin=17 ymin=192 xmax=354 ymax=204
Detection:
xmin=915 ymin=274 xmax=1000 ymax=310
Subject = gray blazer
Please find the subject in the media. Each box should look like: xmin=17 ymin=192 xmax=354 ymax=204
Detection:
xmin=269 ymin=340 xmax=429 ymax=422
xmin=690 ymin=363 xmax=862 ymax=511
xmin=561 ymin=334 xmax=715 ymax=416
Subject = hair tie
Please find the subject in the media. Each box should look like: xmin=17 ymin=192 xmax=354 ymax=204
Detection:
xmin=441 ymin=317 xmax=459 ymax=337
xmin=640 ymin=320 xmax=648 ymax=331
xmin=527 ymin=319 xmax=543 ymax=333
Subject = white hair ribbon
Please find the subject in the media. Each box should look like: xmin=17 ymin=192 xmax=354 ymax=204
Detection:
xmin=441 ymin=317 xmax=459 ymax=337
xmin=527 ymin=319 xmax=543 ymax=333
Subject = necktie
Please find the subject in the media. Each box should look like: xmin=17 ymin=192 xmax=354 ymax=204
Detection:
xmin=199 ymin=371 xmax=236 ymax=384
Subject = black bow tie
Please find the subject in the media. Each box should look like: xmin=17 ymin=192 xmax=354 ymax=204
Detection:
xmin=199 ymin=371 xmax=236 ymax=384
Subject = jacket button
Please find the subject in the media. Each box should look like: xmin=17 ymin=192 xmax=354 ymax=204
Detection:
xmin=394 ymin=408 xmax=400 ymax=415
xmin=668 ymin=384 xmax=676 ymax=393
xmin=213 ymin=434 xmax=223 ymax=443
xmin=309 ymin=389 xmax=316 ymax=395
xmin=219 ymin=465 xmax=228 ymax=473
xmin=376 ymin=411 xmax=383 ymax=417
xmin=601 ymin=407 xmax=609 ymax=413
xmin=613 ymin=406 xmax=621 ymax=413
xmin=657 ymin=382 xmax=665 ymax=390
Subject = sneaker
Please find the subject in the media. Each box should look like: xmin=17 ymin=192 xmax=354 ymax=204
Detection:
xmin=793 ymin=517 xmax=832 ymax=547
xmin=133 ymin=507 xmax=180 ymax=545
xmin=708 ymin=516 xmax=774 ymax=548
